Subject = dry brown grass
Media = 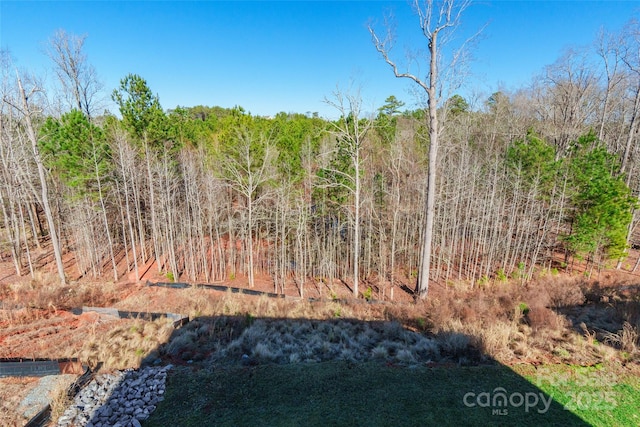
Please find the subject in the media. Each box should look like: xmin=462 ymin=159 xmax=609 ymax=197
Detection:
xmin=4 ymin=273 xmax=121 ymax=313
xmin=532 ymin=275 xmax=585 ymax=307
xmin=0 ymin=407 xmax=21 ymax=427
xmin=78 ymin=318 xmax=175 ymax=370
xmin=367 ymin=273 xmax=637 ymax=366
xmin=604 ymin=322 xmax=639 ymax=354
xmin=174 ymin=317 xmax=443 ymax=366
xmin=0 ymin=307 xmax=52 ymax=327
xmin=0 ymin=377 xmax=37 ymax=427
xmin=3 ymin=265 xmax=638 ymax=379
xmin=14 ymin=267 xmax=638 ymax=424
xmin=48 ymin=380 xmax=73 ymax=425
xmin=527 ymin=306 xmax=570 ymax=331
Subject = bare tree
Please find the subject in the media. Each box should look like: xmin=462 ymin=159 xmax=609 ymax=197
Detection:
xmin=223 ymin=127 xmax=277 ymax=288
xmin=369 ymin=0 xmax=478 ymax=298
xmin=0 ymin=111 xmax=25 ymax=276
xmin=537 ymin=49 xmax=599 ymax=155
xmin=323 ymin=87 xmax=373 ymax=298
xmin=113 ymin=130 xmax=141 ymax=280
xmin=620 ymin=19 xmax=640 ymax=177
xmin=46 ymin=29 xmax=103 ymax=118
xmin=616 ymin=19 xmax=640 ymax=269
xmin=595 ymin=28 xmax=625 ymax=143
xmin=7 ymin=72 xmax=66 ymax=284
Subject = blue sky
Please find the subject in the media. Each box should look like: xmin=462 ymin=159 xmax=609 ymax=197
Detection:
xmin=1 ymin=1 xmax=639 ymax=117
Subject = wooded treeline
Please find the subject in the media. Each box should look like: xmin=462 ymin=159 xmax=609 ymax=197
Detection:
xmin=1 ymin=20 xmax=640 ymax=298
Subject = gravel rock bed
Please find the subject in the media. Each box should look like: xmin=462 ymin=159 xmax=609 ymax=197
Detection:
xmin=56 ymin=365 xmax=172 ymax=427
xmin=19 ymin=374 xmax=77 ymax=419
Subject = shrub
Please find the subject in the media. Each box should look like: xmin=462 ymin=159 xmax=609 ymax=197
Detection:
xmin=527 ymin=307 xmax=568 ymax=331
xmin=518 ymin=302 xmax=530 ymax=316
xmin=604 ymin=322 xmax=639 ymax=353
xmin=253 ymin=342 xmax=281 ymax=363
xmin=515 ymin=262 xmax=526 ymax=279
xmin=416 ymin=317 xmax=428 ymax=331
xmin=547 ymin=282 xmax=585 ymax=307
xmin=478 ymin=275 xmax=489 ymax=287
xmin=395 ymin=348 xmax=416 ymax=364
xmin=289 ymin=353 xmax=301 ymax=363
xmin=411 ymin=337 xmax=440 ymax=359
xmin=165 ymin=330 xmax=198 ymax=357
xmin=371 ymin=345 xmax=388 ymax=359
xmin=438 ymin=332 xmax=471 ymax=357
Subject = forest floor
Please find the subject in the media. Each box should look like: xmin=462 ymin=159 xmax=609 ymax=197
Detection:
xmin=0 ymin=248 xmax=639 ymax=426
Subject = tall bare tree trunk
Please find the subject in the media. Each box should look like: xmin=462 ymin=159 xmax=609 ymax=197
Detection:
xmin=353 ymin=146 xmax=361 ymax=297
xmin=93 ymin=142 xmax=117 ymax=281
xmin=144 ymin=138 xmax=160 ymax=272
xmin=370 ymin=0 xmax=476 ymax=298
xmin=16 ymin=73 xmax=66 ymax=284
xmin=418 ymin=32 xmax=440 ymax=297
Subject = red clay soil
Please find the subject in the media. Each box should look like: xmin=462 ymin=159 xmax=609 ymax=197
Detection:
xmin=0 ymin=310 xmax=126 ymax=360
xmin=0 ymin=257 xmax=404 ymax=361
xmin=1 ymin=248 xmax=639 ymax=426
xmin=2 ymin=244 xmax=639 ymax=363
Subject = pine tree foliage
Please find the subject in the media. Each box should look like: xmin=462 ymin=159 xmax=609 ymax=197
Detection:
xmin=39 ymin=110 xmax=111 ymax=195
xmin=564 ymin=132 xmax=636 ymax=261
xmin=3 ymin=17 xmax=640 ymax=292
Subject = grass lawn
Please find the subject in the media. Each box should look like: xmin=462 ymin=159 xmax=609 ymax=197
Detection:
xmin=514 ymin=363 xmax=640 ymax=427
xmin=143 ymin=361 xmax=638 ymax=426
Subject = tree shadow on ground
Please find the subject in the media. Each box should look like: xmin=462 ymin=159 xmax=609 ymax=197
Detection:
xmin=555 ymin=283 xmax=640 ymax=355
xmin=80 ymin=312 xmax=592 ymax=427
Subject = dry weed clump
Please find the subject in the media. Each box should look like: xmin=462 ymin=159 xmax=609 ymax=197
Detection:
xmin=212 ymin=318 xmax=441 ymax=366
xmin=79 ymin=318 xmax=175 ymax=370
xmin=48 ymin=381 xmax=73 ymax=425
xmin=429 ymin=317 xmax=508 ymax=363
xmin=395 ymin=275 xmax=627 ymax=365
xmin=476 ymin=321 xmax=519 ymax=361
xmin=9 ymin=274 xmax=70 ymax=310
xmin=420 ymin=297 xmax=455 ymax=330
xmin=163 ymin=286 xmax=366 ymax=322
xmin=604 ymin=322 xmax=639 ymax=354
xmin=155 ymin=316 xmax=249 ymax=362
xmin=526 ymin=306 xmax=570 ymax=331
xmin=0 ymin=307 xmax=51 ymax=327
xmin=496 ymin=277 xmax=631 ymax=361
xmin=165 ymin=330 xmax=199 ymax=358
xmin=183 ymin=286 xmax=221 ymax=316
xmin=249 ymin=294 xmax=293 ymax=318
xmin=436 ymin=330 xmax=471 ymax=359
xmin=534 ymin=276 xmax=585 ymax=308
xmin=6 ymin=274 xmax=121 ymax=312
xmin=216 ymin=289 xmax=246 ymax=315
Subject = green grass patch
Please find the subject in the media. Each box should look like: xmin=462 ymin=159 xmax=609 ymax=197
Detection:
xmin=145 ymin=362 xmax=603 ymax=426
xmin=514 ymin=363 xmax=640 ymax=426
